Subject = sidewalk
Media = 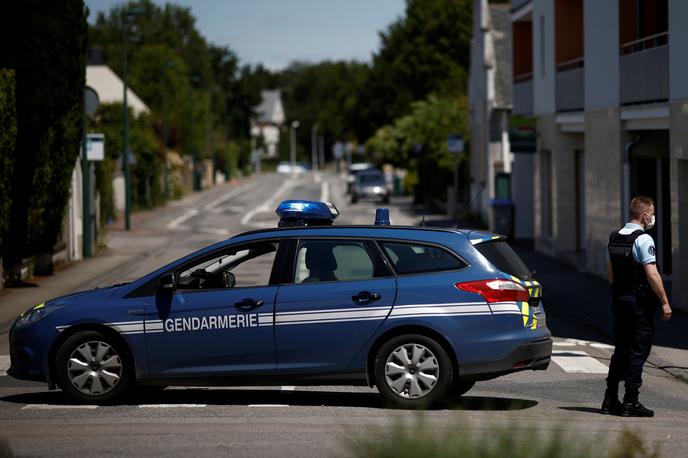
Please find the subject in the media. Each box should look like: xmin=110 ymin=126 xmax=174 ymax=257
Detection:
xmin=0 ymin=178 xmax=249 ymax=334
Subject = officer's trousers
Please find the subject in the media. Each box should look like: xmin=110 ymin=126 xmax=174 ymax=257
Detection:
xmin=606 ymin=292 xmax=656 ymax=401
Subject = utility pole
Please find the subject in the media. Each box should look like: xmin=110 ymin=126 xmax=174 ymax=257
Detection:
xmin=122 ymin=12 xmax=131 ymax=230
xmin=290 ymin=120 xmax=299 ymax=172
xmin=162 ymin=61 xmax=174 ymax=199
xmin=121 ymin=7 xmax=143 ymax=230
xmin=311 ymin=124 xmax=318 ymax=171
xmin=318 ymin=135 xmax=325 ymax=170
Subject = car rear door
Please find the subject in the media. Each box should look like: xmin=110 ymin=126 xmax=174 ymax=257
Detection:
xmin=274 ymin=238 xmax=396 ymax=372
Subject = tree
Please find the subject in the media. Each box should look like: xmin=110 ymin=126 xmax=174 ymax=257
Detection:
xmin=0 ymin=0 xmax=87 ymax=273
xmin=360 ymin=0 xmax=472 ymax=138
xmin=366 ymin=94 xmax=469 ymax=203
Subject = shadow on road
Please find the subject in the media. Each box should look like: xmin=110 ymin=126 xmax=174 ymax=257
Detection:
xmin=2 ymin=389 xmax=537 ymax=411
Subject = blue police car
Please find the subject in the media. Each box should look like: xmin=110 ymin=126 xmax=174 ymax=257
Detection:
xmin=9 ymin=201 xmax=551 ymax=408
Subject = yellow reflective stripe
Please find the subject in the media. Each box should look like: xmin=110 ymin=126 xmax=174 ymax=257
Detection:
xmin=521 ymin=301 xmax=530 ymax=327
xmin=35 ymin=302 xmax=45 ymax=309
xmin=491 ymin=235 xmax=501 ymax=240
xmin=530 ymin=318 xmax=538 ymax=329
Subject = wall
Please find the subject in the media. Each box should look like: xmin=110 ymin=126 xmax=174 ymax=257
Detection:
xmin=670 ymin=101 xmax=688 ymax=309
xmin=584 ymin=0 xmax=620 ymax=109
xmin=585 ymin=109 xmax=623 ymax=275
xmin=533 ymin=0 xmax=556 ymax=115
xmin=669 ymin=0 xmax=688 ymax=101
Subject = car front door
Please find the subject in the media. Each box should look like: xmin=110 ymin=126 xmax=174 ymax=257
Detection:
xmin=274 ymin=238 xmax=396 ymax=373
xmin=144 ymin=240 xmax=283 ymax=376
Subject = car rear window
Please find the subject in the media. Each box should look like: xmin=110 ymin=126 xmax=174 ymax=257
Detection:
xmin=379 ymin=241 xmax=467 ymax=275
xmin=474 ymin=241 xmax=532 ymax=280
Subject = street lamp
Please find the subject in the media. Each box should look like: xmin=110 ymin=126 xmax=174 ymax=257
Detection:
xmin=162 ymin=60 xmax=174 ymax=199
xmin=290 ymin=120 xmax=299 ymax=172
xmin=311 ymin=124 xmax=318 ymax=171
xmin=121 ymin=6 xmax=144 ymax=231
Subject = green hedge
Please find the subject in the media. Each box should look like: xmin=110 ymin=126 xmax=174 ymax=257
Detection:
xmin=0 ymin=69 xmax=16 ymax=257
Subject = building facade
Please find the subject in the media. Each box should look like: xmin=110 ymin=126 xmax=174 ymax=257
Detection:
xmin=469 ymin=0 xmax=514 ymax=231
xmin=511 ymin=0 xmax=688 ymax=309
xmin=251 ymin=90 xmax=285 ymax=158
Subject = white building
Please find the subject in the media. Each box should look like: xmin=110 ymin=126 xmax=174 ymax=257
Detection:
xmin=468 ymin=1 xmax=514 ymax=233
xmin=251 ymin=90 xmax=285 ymax=158
xmin=510 ymin=0 xmax=688 ymax=309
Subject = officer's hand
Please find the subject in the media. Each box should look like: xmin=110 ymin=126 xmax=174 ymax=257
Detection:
xmin=661 ymin=303 xmax=672 ymax=321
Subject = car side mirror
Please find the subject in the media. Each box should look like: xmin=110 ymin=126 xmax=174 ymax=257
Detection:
xmin=158 ymin=273 xmax=176 ymax=291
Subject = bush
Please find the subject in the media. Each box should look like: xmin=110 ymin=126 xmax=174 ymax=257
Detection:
xmin=347 ymin=419 xmax=661 ymax=458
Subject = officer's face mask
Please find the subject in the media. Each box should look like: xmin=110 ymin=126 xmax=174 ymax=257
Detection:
xmin=643 ymin=213 xmax=655 ymax=230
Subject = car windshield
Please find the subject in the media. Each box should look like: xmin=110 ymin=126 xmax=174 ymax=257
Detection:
xmin=357 ymin=174 xmax=384 ymax=185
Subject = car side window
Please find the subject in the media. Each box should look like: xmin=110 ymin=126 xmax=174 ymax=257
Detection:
xmin=379 ymin=241 xmax=467 ymax=275
xmin=177 ymin=242 xmax=278 ymax=289
xmin=294 ymin=240 xmax=377 ymax=283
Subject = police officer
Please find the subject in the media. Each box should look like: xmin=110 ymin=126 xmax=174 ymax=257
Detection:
xmin=603 ymin=196 xmax=672 ymax=417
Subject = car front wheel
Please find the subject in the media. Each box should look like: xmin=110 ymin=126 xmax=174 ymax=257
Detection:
xmin=374 ymin=334 xmax=453 ymax=409
xmin=55 ymin=330 xmax=132 ymax=404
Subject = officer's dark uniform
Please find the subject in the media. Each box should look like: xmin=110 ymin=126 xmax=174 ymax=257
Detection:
xmin=605 ymin=226 xmax=659 ymax=416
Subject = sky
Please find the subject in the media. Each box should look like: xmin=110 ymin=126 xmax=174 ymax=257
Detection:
xmin=85 ymin=0 xmax=407 ymax=70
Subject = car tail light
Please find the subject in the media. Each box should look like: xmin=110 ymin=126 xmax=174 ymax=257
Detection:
xmin=455 ymin=279 xmax=530 ymax=303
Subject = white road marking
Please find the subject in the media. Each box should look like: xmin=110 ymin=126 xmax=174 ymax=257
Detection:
xmin=314 ymin=173 xmax=321 ymax=183
xmin=167 ymin=208 xmax=198 ymax=229
xmin=196 ymin=227 xmax=231 ymax=236
xmin=0 ymin=355 xmax=9 ymax=376
xmin=589 ymin=342 xmax=615 ymax=350
xmin=22 ymin=404 xmax=98 ymax=410
xmin=552 ymin=350 xmax=609 ymax=374
xmin=202 ymin=180 xmax=262 ymax=212
xmin=248 ymin=404 xmax=290 ymax=408
xmin=280 ymin=386 xmax=296 ymax=391
xmin=138 ymin=404 xmax=208 ymax=408
xmin=320 ymin=181 xmax=329 ymax=202
xmin=552 ymin=341 xmax=576 ymax=347
xmin=241 ymin=178 xmax=293 ymax=227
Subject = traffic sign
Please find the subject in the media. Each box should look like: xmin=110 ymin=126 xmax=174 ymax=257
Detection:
xmin=448 ymin=134 xmax=464 ymax=154
xmin=86 ymin=133 xmax=105 ymax=161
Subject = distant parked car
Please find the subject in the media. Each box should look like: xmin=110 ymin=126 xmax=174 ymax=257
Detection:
xmin=351 ymin=171 xmax=390 ymax=204
xmin=346 ymin=162 xmax=376 ymax=194
xmin=277 ymin=162 xmax=308 ymax=174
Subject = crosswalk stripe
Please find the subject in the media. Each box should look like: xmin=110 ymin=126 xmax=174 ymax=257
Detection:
xmin=0 ymin=355 xmax=9 ymax=376
xmin=22 ymin=404 xmax=98 ymax=410
xmin=138 ymin=404 xmax=207 ymax=408
xmin=551 ymin=350 xmax=609 ymax=374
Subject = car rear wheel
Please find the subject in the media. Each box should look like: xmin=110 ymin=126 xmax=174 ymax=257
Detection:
xmin=55 ymin=330 xmax=132 ymax=404
xmin=374 ymin=334 xmax=453 ymax=409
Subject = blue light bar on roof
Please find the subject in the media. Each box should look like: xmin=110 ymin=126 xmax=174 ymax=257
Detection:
xmin=276 ymin=200 xmax=339 ymax=227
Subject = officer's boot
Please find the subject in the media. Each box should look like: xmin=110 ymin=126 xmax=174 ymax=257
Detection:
xmin=601 ymin=388 xmax=622 ymax=415
xmin=620 ymin=389 xmax=654 ymax=417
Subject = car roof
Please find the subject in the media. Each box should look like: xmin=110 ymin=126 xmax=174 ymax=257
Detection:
xmin=233 ymin=225 xmax=467 ymax=240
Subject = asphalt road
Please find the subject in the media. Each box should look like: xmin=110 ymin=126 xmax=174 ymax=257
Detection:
xmin=1 ymin=172 xmax=686 ymax=457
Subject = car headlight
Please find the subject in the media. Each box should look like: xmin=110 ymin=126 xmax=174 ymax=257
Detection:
xmin=15 ymin=303 xmax=52 ymax=328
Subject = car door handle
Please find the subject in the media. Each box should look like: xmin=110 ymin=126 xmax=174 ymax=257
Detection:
xmin=235 ymin=298 xmax=264 ymax=310
xmin=352 ymin=291 xmax=381 ymax=305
